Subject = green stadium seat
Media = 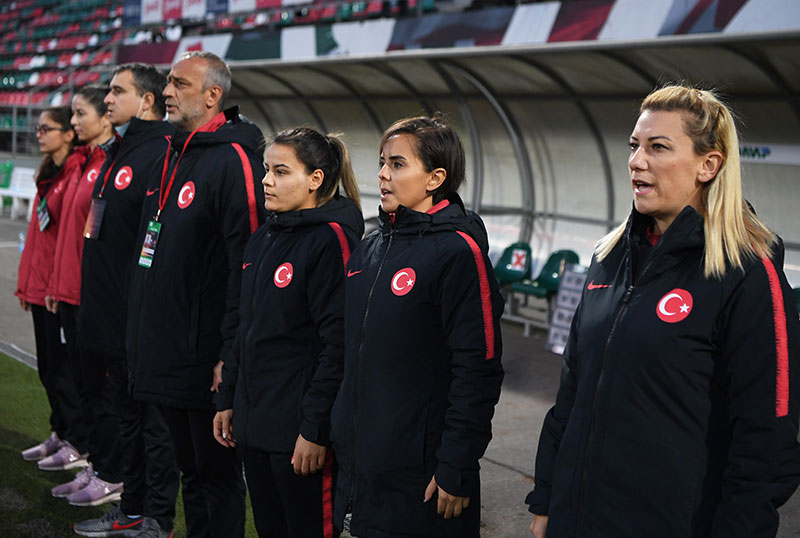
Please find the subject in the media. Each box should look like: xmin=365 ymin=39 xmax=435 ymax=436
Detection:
xmin=493 ymin=242 xmax=531 ymax=287
xmin=511 ymin=249 xmax=580 ymax=299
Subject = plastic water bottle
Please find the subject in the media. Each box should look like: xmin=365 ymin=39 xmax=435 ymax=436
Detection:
xmin=18 ymin=232 xmax=25 ymax=252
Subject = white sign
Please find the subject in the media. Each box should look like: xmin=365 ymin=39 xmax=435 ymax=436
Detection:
xmin=546 ymin=264 xmax=587 ymax=356
xmin=141 ymin=0 xmax=163 ymax=24
xmin=740 ymin=143 xmax=800 ymax=166
xmin=182 ymin=0 xmax=206 ymax=19
xmin=173 ymin=33 xmax=233 ymax=61
xmin=228 ymin=0 xmax=255 ymax=14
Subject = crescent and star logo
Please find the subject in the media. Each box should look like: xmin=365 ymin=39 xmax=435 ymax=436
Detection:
xmin=656 ymin=288 xmax=693 ymax=323
xmin=274 ymin=262 xmax=293 ymax=288
xmin=86 ymin=168 xmax=99 ymax=183
xmin=114 ymin=166 xmax=132 ymax=190
xmin=391 ymin=267 xmax=416 ymax=296
xmin=177 ymin=181 xmax=195 ymax=209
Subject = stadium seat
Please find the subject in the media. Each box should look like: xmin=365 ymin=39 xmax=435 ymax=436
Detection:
xmin=503 ymin=249 xmax=580 ymax=335
xmin=493 ymin=242 xmax=532 ymax=287
xmin=511 ymin=249 xmax=580 ymax=300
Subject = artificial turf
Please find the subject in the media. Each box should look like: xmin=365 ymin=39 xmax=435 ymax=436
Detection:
xmin=0 ymin=352 xmax=263 ymax=538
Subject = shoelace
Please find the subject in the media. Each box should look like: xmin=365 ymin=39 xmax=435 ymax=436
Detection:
xmin=99 ymin=506 xmax=124 ymax=523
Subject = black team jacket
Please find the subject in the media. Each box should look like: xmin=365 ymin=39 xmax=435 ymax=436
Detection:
xmin=331 ymin=193 xmax=505 ymax=538
xmin=526 ymin=205 xmax=800 ymax=537
xmin=126 ymin=108 xmax=266 ymax=410
xmin=214 ymin=195 xmax=364 ymax=452
xmin=78 ymin=118 xmax=174 ymax=355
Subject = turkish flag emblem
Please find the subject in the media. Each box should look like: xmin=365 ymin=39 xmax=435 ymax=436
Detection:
xmin=177 ymin=181 xmax=195 ymax=209
xmin=274 ymin=262 xmax=293 ymax=288
xmin=391 ymin=268 xmax=416 ymax=296
xmin=114 ymin=166 xmax=133 ymax=190
xmin=86 ymin=168 xmax=99 ymax=183
xmin=510 ymin=249 xmax=527 ymax=271
xmin=656 ymin=288 xmax=693 ymax=323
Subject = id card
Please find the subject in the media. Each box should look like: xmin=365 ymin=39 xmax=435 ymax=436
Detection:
xmin=83 ymin=198 xmax=107 ymax=239
xmin=37 ymin=198 xmax=50 ymax=231
xmin=138 ymin=220 xmax=161 ymax=268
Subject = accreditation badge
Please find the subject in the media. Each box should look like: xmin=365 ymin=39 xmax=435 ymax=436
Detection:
xmin=83 ymin=198 xmax=107 ymax=239
xmin=138 ymin=220 xmax=161 ymax=268
xmin=37 ymin=198 xmax=50 ymax=231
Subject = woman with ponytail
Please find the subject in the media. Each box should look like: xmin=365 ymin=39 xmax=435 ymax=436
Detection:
xmin=526 ymin=84 xmax=800 ymax=537
xmin=213 ymin=127 xmax=363 ymax=538
xmin=17 ymin=106 xmax=86 ymax=464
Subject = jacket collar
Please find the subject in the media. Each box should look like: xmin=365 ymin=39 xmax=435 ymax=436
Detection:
xmin=266 ymin=195 xmax=363 ymax=236
xmin=624 ymin=204 xmax=705 ymax=282
xmin=377 ymin=192 xmax=467 ymax=234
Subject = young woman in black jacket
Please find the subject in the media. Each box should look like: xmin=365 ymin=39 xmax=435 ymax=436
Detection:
xmin=213 ymin=127 xmax=363 ymax=538
xmin=331 ymin=116 xmax=504 ymax=538
xmin=526 ymin=85 xmax=800 ymax=538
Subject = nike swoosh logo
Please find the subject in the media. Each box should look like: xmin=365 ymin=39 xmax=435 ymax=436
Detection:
xmin=113 ymin=520 xmax=143 ymax=531
xmin=347 ymin=269 xmax=362 ymax=277
xmin=146 ymin=189 xmax=159 ymax=196
xmin=242 ymin=263 xmax=252 ymax=270
xmin=587 ymin=280 xmax=612 ymax=290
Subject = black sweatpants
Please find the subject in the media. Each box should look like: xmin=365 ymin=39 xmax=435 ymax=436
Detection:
xmin=162 ymin=406 xmax=245 ymax=538
xmin=59 ymin=303 xmax=119 ymax=476
xmin=241 ymin=447 xmax=338 ymax=538
xmin=30 ymin=304 xmax=81 ymax=443
xmin=99 ymin=351 xmax=179 ymax=530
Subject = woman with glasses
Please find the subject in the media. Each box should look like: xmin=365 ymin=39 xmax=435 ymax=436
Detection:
xmin=17 ymin=106 xmax=88 ymax=465
xmin=38 ymin=85 xmax=123 ymax=508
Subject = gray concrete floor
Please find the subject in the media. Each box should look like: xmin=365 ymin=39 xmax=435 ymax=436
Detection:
xmin=1 ymin=212 xmax=799 ymax=537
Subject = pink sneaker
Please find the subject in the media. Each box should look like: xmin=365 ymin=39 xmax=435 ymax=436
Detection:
xmin=21 ymin=432 xmax=62 ymax=462
xmin=51 ymin=464 xmax=94 ymax=498
xmin=66 ymin=475 xmax=123 ymax=507
xmin=37 ymin=441 xmax=88 ymax=471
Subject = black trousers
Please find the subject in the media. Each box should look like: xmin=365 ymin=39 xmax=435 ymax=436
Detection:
xmin=241 ymin=447 xmax=338 ymax=538
xmin=30 ymin=304 xmax=81 ymax=443
xmin=162 ymin=406 xmax=245 ymax=538
xmin=98 ymin=352 xmax=179 ymax=530
xmin=59 ymin=303 xmax=119 ymax=475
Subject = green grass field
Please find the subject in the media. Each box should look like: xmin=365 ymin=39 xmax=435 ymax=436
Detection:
xmin=0 ymin=352 xmax=262 ymax=538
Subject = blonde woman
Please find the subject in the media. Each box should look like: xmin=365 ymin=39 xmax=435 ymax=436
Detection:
xmin=526 ymin=85 xmax=800 ymax=537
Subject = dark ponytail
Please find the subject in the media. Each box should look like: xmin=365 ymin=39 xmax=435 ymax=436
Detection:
xmin=271 ymin=127 xmax=361 ymax=210
xmin=35 ymin=106 xmax=74 ymax=186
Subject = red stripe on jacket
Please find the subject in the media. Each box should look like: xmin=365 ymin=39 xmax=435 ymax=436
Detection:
xmin=327 ymin=222 xmax=351 ymax=270
xmin=230 ymin=142 xmax=258 ymax=234
xmin=321 ymin=451 xmax=335 ymax=538
xmin=761 ymin=256 xmax=790 ymax=417
xmin=455 ymin=231 xmax=495 ymax=360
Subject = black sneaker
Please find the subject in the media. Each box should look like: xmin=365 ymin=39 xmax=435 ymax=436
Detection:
xmin=73 ymin=505 xmax=145 ymax=536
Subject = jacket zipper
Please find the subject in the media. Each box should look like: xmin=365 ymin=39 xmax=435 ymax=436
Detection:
xmin=240 ymin=227 xmax=275 ymax=445
xmin=574 ymin=252 xmax=658 ymax=537
xmin=348 ymin=229 xmax=395 ymax=510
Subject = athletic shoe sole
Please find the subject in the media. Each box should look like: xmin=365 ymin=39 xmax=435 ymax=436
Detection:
xmin=38 ymin=457 xmax=89 ymax=471
xmin=72 ymin=523 xmax=143 ymax=537
xmin=67 ymin=491 xmax=122 ymax=507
